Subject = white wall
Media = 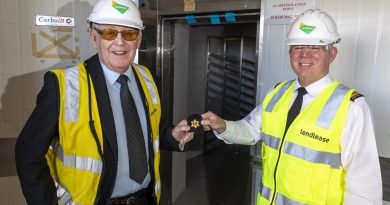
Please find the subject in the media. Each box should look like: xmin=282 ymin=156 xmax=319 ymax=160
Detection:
xmin=258 ymin=0 xmax=390 ymax=157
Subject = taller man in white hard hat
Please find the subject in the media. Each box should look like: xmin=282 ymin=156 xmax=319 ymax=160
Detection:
xmin=201 ymin=9 xmax=382 ymax=204
xmin=15 ymin=0 xmax=194 ymax=204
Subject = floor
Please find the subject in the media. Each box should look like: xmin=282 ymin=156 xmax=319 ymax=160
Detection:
xmin=175 ymin=144 xmax=390 ymax=205
xmin=174 ymin=143 xmax=251 ymax=205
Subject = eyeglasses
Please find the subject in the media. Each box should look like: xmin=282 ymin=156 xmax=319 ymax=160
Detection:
xmin=290 ymin=45 xmax=328 ymax=54
xmin=93 ymin=26 xmax=139 ymax=41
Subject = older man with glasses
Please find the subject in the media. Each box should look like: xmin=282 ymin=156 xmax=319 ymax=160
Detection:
xmin=201 ymin=9 xmax=382 ymax=205
xmin=15 ymin=0 xmax=194 ymax=204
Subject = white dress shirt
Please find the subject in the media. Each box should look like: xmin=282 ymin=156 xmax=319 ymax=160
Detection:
xmin=215 ymin=74 xmax=383 ymax=205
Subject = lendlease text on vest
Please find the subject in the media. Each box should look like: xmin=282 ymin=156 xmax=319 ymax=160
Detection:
xmin=300 ymin=129 xmax=330 ymax=143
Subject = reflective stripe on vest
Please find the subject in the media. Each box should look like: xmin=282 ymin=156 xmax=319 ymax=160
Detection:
xmin=50 ymin=139 xmax=103 ymax=173
xmin=261 ymin=134 xmax=341 ymax=168
xmin=259 ymin=182 xmax=307 ymax=205
xmin=265 ymin=80 xmax=294 ymax=112
xmin=155 ymin=179 xmax=161 ymax=194
xmin=275 ymin=193 xmax=307 ymax=205
xmin=259 ymin=181 xmax=272 ymax=200
xmin=284 ymin=141 xmax=341 ymax=168
xmin=55 ymin=180 xmax=80 ymax=205
xmin=316 ymin=84 xmax=349 ymax=129
xmin=64 ymin=67 xmax=80 ymax=122
xmin=153 ymin=137 xmax=160 ymax=155
xmin=153 ymin=136 xmax=161 ymax=195
xmin=262 ymin=132 xmax=280 ymax=150
xmin=134 ymin=64 xmax=159 ymax=105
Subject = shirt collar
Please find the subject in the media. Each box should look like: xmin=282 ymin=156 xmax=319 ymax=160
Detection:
xmin=293 ymin=74 xmax=334 ymax=97
xmin=100 ymin=62 xmax=135 ymax=86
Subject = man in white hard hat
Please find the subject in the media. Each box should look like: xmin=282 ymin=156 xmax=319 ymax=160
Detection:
xmin=15 ymin=0 xmax=194 ymax=204
xmin=201 ymin=9 xmax=382 ymax=204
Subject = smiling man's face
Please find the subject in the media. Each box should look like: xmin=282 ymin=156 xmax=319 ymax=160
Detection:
xmin=289 ymin=45 xmax=338 ymax=87
xmin=90 ymin=24 xmax=142 ymax=74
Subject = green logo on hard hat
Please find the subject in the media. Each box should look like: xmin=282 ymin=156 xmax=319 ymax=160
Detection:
xmin=299 ymin=23 xmax=316 ymax=34
xmin=112 ymin=1 xmax=129 ymax=14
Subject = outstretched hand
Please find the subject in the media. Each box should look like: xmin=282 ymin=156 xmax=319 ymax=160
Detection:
xmin=172 ymin=120 xmax=194 ymax=144
xmin=201 ymin=111 xmax=226 ymax=134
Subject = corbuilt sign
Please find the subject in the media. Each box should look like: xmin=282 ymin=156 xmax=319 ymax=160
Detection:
xmin=36 ymin=15 xmax=75 ymax=27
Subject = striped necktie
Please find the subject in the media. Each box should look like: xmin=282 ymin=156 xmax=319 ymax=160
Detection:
xmin=117 ymin=74 xmax=148 ymax=184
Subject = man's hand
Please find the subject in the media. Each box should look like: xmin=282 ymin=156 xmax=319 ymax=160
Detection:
xmin=172 ymin=120 xmax=194 ymax=144
xmin=201 ymin=111 xmax=226 ymax=134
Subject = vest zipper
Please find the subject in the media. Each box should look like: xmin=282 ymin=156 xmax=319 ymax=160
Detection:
xmin=270 ymin=121 xmax=290 ymax=204
xmin=86 ymin=69 xmax=104 ymax=205
xmin=144 ymin=98 xmax=157 ymax=202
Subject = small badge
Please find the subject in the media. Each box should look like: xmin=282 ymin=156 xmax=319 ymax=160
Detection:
xmin=187 ymin=114 xmax=203 ymax=133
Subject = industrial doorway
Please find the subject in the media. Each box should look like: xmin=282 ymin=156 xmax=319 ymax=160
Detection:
xmin=157 ymin=12 xmax=260 ymax=205
xmin=158 ymin=12 xmax=259 ymax=147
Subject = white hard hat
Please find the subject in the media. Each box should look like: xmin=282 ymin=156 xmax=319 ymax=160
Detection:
xmin=88 ymin=0 xmax=144 ymax=30
xmin=287 ymin=9 xmax=340 ymax=45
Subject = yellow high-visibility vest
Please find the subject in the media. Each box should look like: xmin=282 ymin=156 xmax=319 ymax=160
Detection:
xmin=258 ymin=80 xmax=354 ymax=205
xmin=45 ymin=62 xmax=162 ymax=205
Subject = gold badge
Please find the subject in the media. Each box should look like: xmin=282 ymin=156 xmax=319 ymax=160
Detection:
xmin=191 ymin=119 xmax=200 ymax=129
xmin=187 ymin=114 xmax=203 ymax=133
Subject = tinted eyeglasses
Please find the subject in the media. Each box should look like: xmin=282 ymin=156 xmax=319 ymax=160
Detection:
xmin=93 ymin=26 xmax=139 ymax=41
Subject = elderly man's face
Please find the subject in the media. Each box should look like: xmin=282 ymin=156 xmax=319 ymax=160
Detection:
xmin=289 ymin=45 xmax=338 ymax=87
xmin=89 ymin=24 xmax=142 ymax=74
